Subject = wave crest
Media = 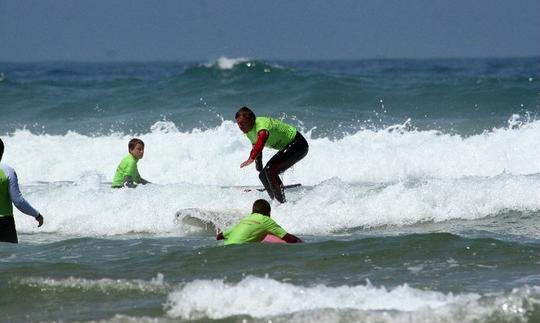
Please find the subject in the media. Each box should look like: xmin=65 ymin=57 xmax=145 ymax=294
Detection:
xmin=165 ymin=276 xmax=540 ymax=322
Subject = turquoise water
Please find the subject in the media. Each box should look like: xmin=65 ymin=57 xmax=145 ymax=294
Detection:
xmin=0 ymin=57 xmax=540 ymax=322
xmin=1 ymin=57 xmax=538 ymax=136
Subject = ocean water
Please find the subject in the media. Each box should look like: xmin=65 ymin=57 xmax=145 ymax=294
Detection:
xmin=1 ymin=57 xmax=540 ymax=322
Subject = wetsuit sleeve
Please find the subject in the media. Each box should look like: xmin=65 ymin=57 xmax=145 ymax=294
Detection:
xmin=6 ymin=167 xmax=40 ymax=218
xmin=249 ymin=130 xmax=269 ymax=160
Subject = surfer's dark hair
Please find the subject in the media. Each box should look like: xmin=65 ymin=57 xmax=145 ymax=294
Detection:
xmin=252 ymin=199 xmax=271 ymax=216
xmin=0 ymin=138 xmax=4 ymax=160
xmin=235 ymin=106 xmax=255 ymax=120
xmin=128 ymin=138 xmax=144 ymax=151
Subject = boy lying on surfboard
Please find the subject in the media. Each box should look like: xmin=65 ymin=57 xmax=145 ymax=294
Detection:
xmin=216 ymin=199 xmax=302 ymax=245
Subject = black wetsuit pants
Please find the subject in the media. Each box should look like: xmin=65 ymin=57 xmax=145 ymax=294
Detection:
xmin=0 ymin=216 xmax=18 ymax=243
xmin=259 ymin=132 xmax=308 ymax=203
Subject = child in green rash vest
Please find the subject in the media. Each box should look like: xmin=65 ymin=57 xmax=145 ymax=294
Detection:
xmin=0 ymin=138 xmax=44 ymax=244
xmin=236 ymin=106 xmax=309 ymax=203
xmin=111 ymin=138 xmax=151 ymax=188
xmin=216 ymin=199 xmax=302 ymax=245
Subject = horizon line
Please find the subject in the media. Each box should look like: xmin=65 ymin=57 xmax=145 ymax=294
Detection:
xmin=1 ymin=54 xmax=539 ymax=65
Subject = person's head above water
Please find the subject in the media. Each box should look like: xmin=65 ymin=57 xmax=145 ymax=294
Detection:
xmin=0 ymin=138 xmax=4 ymax=161
xmin=235 ymin=106 xmax=256 ymax=133
xmin=252 ymin=199 xmax=271 ymax=216
xmin=128 ymin=138 xmax=145 ymax=160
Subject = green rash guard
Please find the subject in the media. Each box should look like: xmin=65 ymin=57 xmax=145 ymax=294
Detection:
xmin=246 ymin=117 xmax=297 ymax=150
xmin=111 ymin=154 xmax=141 ymax=188
xmin=0 ymin=168 xmax=13 ymax=217
xmin=222 ymin=213 xmax=288 ymax=245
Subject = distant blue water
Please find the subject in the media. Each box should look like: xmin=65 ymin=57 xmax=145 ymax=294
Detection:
xmin=1 ymin=57 xmax=538 ymax=136
xmin=1 ymin=57 xmax=540 ymax=322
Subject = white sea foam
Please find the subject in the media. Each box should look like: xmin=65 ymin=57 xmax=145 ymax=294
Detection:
xmin=3 ymin=119 xmax=540 ymax=185
xmin=203 ymin=56 xmax=282 ymax=71
xmin=4 ymin=119 xmax=540 ymax=236
xmin=12 ymin=173 xmax=540 ymax=237
xmin=205 ymin=56 xmax=251 ymax=70
xmin=278 ymin=174 xmax=540 ymax=234
xmin=165 ymin=276 xmax=539 ymax=322
xmin=15 ymin=273 xmax=168 ymax=293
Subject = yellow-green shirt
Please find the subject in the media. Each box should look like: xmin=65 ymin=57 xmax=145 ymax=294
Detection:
xmin=246 ymin=117 xmax=297 ymax=150
xmin=0 ymin=166 xmax=13 ymax=217
xmin=111 ymin=154 xmax=141 ymax=188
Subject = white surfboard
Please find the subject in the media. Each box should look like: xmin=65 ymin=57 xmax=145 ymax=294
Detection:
xmin=221 ymin=183 xmax=302 ymax=192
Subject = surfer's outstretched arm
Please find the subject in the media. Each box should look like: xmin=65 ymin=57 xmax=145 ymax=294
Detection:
xmin=240 ymin=130 xmax=268 ymax=168
xmin=6 ymin=168 xmax=40 ymax=218
xmin=282 ymin=233 xmax=303 ymax=243
xmin=3 ymin=165 xmax=44 ymax=227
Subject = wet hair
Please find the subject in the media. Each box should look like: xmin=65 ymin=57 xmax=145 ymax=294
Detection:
xmin=252 ymin=199 xmax=271 ymax=216
xmin=128 ymin=138 xmax=144 ymax=151
xmin=0 ymin=138 xmax=4 ymax=160
xmin=235 ymin=106 xmax=255 ymax=120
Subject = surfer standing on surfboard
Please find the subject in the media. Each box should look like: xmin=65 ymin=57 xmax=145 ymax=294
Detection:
xmin=236 ymin=106 xmax=308 ymax=203
xmin=216 ymin=199 xmax=302 ymax=244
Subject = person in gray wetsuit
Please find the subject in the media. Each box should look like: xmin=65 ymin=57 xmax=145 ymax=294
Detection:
xmin=0 ymin=138 xmax=44 ymax=243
